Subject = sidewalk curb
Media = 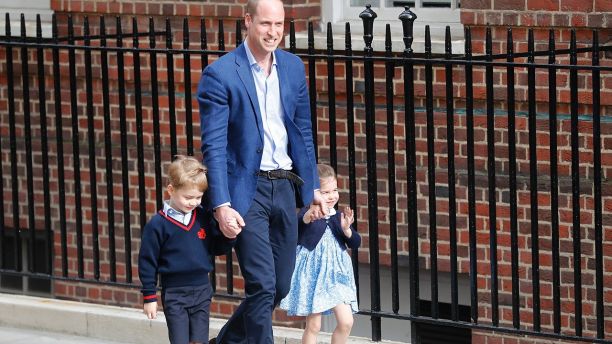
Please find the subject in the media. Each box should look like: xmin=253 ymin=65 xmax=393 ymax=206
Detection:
xmin=0 ymin=293 xmax=396 ymax=344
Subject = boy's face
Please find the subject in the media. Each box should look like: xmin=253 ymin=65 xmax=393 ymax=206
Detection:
xmin=167 ymin=184 xmax=203 ymax=214
xmin=319 ymin=176 xmax=339 ymax=210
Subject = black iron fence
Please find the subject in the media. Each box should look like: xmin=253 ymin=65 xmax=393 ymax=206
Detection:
xmin=0 ymin=6 xmax=610 ymax=344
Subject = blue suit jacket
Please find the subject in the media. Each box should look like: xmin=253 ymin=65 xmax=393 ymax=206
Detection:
xmin=197 ymin=44 xmax=319 ymax=216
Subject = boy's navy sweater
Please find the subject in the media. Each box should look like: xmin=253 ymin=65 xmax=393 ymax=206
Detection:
xmin=297 ymin=207 xmax=361 ymax=251
xmin=138 ymin=206 xmax=234 ymax=303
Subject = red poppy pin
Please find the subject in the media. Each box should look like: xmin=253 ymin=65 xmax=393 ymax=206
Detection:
xmin=197 ymin=228 xmax=206 ymax=239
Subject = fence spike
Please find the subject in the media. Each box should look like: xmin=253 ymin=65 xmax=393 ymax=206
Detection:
xmin=235 ymin=19 xmax=242 ymax=46
xmin=425 ymin=25 xmax=431 ymax=56
xmin=399 ymin=6 xmax=416 ymax=53
xmin=326 ymin=22 xmax=333 ymax=52
xmin=345 ymin=22 xmax=352 ymax=51
xmin=289 ymin=20 xmax=295 ymax=53
xmin=359 ymin=4 xmax=376 ymax=51
xmin=5 ymin=13 xmax=11 ymax=37
xmin=218 ymin=18 xmax=225 ymax=51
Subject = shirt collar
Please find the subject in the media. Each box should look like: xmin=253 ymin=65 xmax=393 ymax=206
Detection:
xmin=163 ymin=201 xmax=192 ymax=225
xmin=244 ymin=40 xmax=277 ymax=71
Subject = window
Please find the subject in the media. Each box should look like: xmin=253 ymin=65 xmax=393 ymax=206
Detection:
xmin=313 ymin=0 xmax=463 ymax=53
xmin=0 ymin=0 xmax=53 ymax=37
xmin=0 ymin=227 xmax=53 ymax=296
xmin=341 ymin=0 xmax=460 ymax=24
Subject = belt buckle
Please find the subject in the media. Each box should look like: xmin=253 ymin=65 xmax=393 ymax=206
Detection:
xmin=266 ymin=170 xmax=278 ymax=180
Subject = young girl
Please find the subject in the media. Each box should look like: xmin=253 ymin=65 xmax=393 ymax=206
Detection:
xmin=280 ymin=164 xmax=361 ymax=344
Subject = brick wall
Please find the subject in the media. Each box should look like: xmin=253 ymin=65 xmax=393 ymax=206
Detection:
xmin=0 ymin=0 xmax=610 ymax=341
xmin=460 ymin=1 xmax=611 ymax=342
xmin=52 ymin=0 xmax=321 ymax=37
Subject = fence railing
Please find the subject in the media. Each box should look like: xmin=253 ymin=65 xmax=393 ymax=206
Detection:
xmin=0 ymin=6 xmax=610 ymax=343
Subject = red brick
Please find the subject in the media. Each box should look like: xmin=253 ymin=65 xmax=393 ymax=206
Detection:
xmin=462 ymin=0 xmax=492 ymax=9
xmin=135 ymin=3 xmax=147 ymax=16
xmin=108 ymin=1 xmax=120 ymax=14
xmin=594 ymin=0 xmax=612 ymax=11
xmin=587 ymin=14 xmax=604 ymax=27
xmin=148 ymin=3 xmax=161 ymax=16
xmin=162 ymin=3 xmax=174 ymax=16
xmin=520 ymin=13 xmax=537 ymax=26
xmin=176 ymin=4 xmax=188 ymax=16
xmin=560 ymin=0 xmax=593 ymax=12
xmin=495 ymin=0 xmax=526 ymax=10
xmin=217 ymin=5 xmax=230 ymax=17
xmin=536 ymin=13 xmax=553 ymax=27
xmin=50 ymin=0 xmax=62 ymax=11
xmin=553 ymin=13 xmax=570 ymax=27
xmin=82 ymin=1 xmax=94 ymax=13
xmin=571 ymin=13 xmax=587 ymax=27
xmin=527 ymin=0 xmax=559 ymax=11
xmin=189 ymin=4 xmax=204 ymax=17
xmin=70 ymin=0 xmax=82 ymax=12
xmin=486 ymin=12 xmax=503 ymax=25
xmin=121 ymin=2 xmax=133 ymax=15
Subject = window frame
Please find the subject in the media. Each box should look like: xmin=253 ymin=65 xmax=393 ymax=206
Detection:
xmin=342 ymin=0 xmax=461 ymax=24
xmin=306 ymin=0 xmax=464 ymax=54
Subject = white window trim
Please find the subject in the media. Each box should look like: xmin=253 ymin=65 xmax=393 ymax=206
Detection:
xmin=289 ymin=0 xmax=464 ymax=55
xmin=0 ymin=0 xmax=53 ymax=38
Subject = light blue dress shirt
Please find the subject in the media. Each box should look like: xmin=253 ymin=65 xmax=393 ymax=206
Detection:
xmin=163 ymin=200 xmax=192 ymax=226
xmin=244 ymin=41 xmax=293 ymax=171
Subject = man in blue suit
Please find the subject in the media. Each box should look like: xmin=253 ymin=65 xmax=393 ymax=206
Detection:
xmin=197 ymin=0 xmax=325 ymax=343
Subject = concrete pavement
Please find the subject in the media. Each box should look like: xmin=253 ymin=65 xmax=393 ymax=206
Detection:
xmin=0 ymin=326 xmax=131 ymax=344
xmin=0 ymin=293 xmax=402 ymax=344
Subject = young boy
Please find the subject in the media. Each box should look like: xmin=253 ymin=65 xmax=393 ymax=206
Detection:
xmin=138 ymin=155 xmax=238 ymax=344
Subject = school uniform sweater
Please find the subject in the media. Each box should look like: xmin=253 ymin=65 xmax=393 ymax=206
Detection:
xmin=296 ymin=207 xmax=361 ymax=251
xmin=138 ymin=206 xmax=234 ymax=303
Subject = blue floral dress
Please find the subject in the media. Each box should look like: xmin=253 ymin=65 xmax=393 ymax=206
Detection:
xmin=280 ymin=223 xmax=358 ymax=316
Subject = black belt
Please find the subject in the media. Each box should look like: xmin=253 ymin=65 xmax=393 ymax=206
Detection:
xmin=257 ymin=169 xmax=304 ymax=186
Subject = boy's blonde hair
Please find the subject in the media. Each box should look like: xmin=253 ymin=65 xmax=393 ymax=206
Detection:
xmin=317 ymin=163 xmax=336 ymax=179
xmin=167 ymin=155 xmax=208 ymax=192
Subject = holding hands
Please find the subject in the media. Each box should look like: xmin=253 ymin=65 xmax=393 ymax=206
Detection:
xmin=214 ymin=206 xmax=244 ymax=239
xmin=306 ymin=189 xmax=328 ymax=222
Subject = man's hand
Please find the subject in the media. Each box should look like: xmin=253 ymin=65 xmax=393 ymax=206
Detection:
xmin=214 ymin=205 xmax=244 ymax=239
xmin=143 ymin=301 xmax=157 ymax=319
xmin=307 ymin=190 xmax=328 ymax=221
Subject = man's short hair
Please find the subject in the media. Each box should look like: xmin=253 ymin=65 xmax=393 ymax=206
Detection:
xmin=246 ymin=0 xmax=283 ymax=17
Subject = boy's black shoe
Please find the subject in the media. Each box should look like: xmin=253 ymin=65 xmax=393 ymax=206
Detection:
xmin=208 ymin=338 xmax=216 ymax=344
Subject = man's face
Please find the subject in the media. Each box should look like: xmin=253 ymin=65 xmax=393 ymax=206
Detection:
xmin=245 ymin=0 xmax=285 ymax=59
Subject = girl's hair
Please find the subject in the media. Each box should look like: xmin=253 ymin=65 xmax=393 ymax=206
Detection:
xmin=317 ymin=163 xmax=336 ymax=179
xmin=167 ymin=155 xmax=208 ymax=192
